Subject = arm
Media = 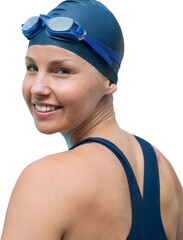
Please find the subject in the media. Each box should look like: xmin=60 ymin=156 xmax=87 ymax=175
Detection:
xmin=1 ymin=157 xmax=74 ymax=240
xmin=176 ymin=188 xmax=183 ymax=240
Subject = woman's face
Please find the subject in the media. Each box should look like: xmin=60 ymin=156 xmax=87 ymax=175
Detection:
xmin=22 ymin=45 xmax=108 ymax=134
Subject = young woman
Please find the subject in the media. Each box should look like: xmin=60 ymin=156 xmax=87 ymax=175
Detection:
xmin=1 ymin=0 xmax=182 ymax=239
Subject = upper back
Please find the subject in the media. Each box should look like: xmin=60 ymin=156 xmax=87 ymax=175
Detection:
xmin=62 ymin=133 xmax=182 ymax=240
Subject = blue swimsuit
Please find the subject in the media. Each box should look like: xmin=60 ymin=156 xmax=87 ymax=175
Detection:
xmin=70 ymin=136 xmax=168 ymax=239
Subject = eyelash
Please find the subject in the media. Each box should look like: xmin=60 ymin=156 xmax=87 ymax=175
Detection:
xmin=26 ymin=64 xmax=38 ymax=72
xmin=55 ymin=68 xmax=71 ymax=75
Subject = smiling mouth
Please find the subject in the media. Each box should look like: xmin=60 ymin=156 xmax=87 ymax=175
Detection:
xmin=34 ymin=104 xmax=62 ymax=112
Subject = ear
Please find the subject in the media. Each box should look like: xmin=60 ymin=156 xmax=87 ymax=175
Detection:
xmin=104 ymin=79 xmax=117 ymax=95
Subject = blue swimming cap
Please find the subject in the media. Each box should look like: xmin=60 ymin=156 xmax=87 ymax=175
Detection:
xmin=28 ymin=0 xmax=124 ymax=83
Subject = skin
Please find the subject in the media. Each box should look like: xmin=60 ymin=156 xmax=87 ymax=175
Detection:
xmin=1 ymin=45 xmax=183 ymax=240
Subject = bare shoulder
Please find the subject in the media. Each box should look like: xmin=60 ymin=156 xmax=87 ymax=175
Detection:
xmin=153 ymin=146 xmax=182 ymax=239
xmin=1 ymin=149 xmax=100 ymax=240
xmin=153 ymin=147 xmax=182 ymax=201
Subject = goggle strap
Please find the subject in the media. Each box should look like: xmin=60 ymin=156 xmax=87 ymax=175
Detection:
xmin=84 ymin=35 xmax=113 ymax=66
xmin=85 ymin=35 xmax=121 ymax=66
xmin=96 ymin=41 xmax=122 ymax=65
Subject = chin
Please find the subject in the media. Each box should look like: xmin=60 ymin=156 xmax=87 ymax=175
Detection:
xmin=36 ymin=127 xmax=59 ymax=135
xmin=34 ymin=121 xmax=61 ymax=135
xmin=37 ymin=129 xmax=57 ymax=135
xmin=34 ymin=120 xmax=76 ymax=135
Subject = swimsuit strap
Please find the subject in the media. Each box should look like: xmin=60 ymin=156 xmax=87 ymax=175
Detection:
xmin=134 ymin=136 xmax=167 ymax=239
xmin=70 ymin=136 xmax=168 ymax=239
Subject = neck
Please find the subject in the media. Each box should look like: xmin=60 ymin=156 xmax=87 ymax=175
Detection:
xmin=61 ymin=95 xmax=120 ymax=148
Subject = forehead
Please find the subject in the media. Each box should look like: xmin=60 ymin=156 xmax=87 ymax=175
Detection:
xmin=27 ymin=45 xmax=84 ymax=63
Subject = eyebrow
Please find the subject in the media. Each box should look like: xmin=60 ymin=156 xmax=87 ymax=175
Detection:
xmin=25 ymin=56 xmax=36 ymax=63
xmin=25 ymin=55 xmax=77 ymax=64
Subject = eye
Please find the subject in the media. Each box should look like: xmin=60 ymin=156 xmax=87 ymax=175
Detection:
xmin=26 ymin=64 xmax=38 ymax=72
xmin=55 ymin=68 xmax=70 ymax=75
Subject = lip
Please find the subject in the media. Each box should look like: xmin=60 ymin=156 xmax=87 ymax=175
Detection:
xmin=33 ymin=103 xmax=62 ymax=119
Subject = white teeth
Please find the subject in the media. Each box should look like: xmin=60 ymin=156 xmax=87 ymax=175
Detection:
xmin=37 ymin=105 xmax=42 ymax=111
xmin=46 ymin=106 xmax=51 ymax=111
xmin=41 ymin=106 xmax=47 ymax=112
xmin=35 ymin=104 xmax=59 ymax=112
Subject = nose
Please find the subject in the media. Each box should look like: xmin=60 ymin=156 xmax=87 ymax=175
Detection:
xmin=31 ymin=73 xmax=51 ymax=98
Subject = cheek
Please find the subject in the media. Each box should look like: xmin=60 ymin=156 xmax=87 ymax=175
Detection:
xmin=57 ymin=81 xmax=92 ymax=105
xmin=57 ymin=82 xmax=102 ymax=119
xmin=22 ymin=77 xmax=33 ymax=111
xmin=22 ymin=77 xmax=29 ymax=104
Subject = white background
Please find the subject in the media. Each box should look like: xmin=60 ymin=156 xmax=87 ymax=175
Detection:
xmin=0 ymin=0 xmax=182 ymax=234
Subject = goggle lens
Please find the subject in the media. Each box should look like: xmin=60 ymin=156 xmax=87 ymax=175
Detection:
xmin=22 ymin=16 xmax=39 ymax=31
xmin=48 ymin=17 xmax=74 ymax=32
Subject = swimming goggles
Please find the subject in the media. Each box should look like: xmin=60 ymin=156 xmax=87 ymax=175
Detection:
xmin=22 ymin=14 xmax=122 ymax=66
